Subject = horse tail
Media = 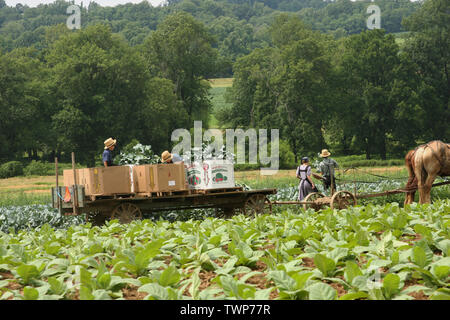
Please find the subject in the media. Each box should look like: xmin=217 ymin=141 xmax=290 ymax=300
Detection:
xmin=413 ymin=147 xmax=427 ymax=186
xmin=405 ymin=149 xmax=417 ymax=189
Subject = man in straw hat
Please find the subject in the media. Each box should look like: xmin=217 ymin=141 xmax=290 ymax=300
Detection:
xmin=318 ymin=149 xmax=339 ymax=193
xmin=161 ymin=150 xmax=183 ymax=164
xmin=103 ymin=138 xmax=117 ymax=167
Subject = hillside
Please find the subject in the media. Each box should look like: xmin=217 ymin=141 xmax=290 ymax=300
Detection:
xmin=0 ymin=0 xmax=420 ymax=75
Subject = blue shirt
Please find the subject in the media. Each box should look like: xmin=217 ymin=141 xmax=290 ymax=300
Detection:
xmin=102 ymin=149 xmax=114 ymax=166
xmin=171 ymin=153 xmax=183 ymax=163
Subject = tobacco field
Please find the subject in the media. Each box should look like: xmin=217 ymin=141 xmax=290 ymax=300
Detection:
xmin=1 ymin=199 xmax=449 ymax=300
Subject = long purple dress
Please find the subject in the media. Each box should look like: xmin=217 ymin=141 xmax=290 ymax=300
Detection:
xmin=297 ymin=165 xmax=314 ymax=201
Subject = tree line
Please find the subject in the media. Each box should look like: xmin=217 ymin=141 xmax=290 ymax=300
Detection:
xmin=219 ymin=0 xmax=449 ymax=161
xmin=0 ymin=0 xmax=448 ymax=167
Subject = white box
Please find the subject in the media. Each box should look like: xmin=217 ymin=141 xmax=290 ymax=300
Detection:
xmin=185 ymin=162 xmax=206 ymax=189
xmin=203 ymin=160 xmax=235 ymax=189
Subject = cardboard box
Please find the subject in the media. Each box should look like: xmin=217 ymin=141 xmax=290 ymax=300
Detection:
xmin=63 ymin=168 xmax=85 ymax=188
xmin=63 ymin=166 xmax=133 ymax=196
xmin=185 ymin=160 xmax=235 ymax=190
xmin=134 ymin=163 xmax=186 ymax=193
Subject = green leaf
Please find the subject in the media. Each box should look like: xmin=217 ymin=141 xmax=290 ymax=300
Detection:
xmin=254 ymin=288 xmax=273 ymax=300
xmin=134 ymin=239 xmax=164 ymax=275
xmin=16 ymin=264 xmax=39 ymax=285
xmin=216 ymin=256 xmax=238 ymax=275
xmin=367 ymin=259 xmax=391 ymax=272
xmin=430 ymin=294 xmax=450 ymax=300
xmin=368 ymin=288 xmax=385 ymax=300
xmin=391 ymin=212 xmax=408 ymax=229
xmin=0 ymin=280 xmax=9 ymax=289
xmin=198 ymin=288 xmax=223 ymax=300
xmin=430 ymin=289 xmax=450 ymax=300
xmin=412 ymin=246 xmax=429 ymax=268
xmin=436 ymin=239 xmax=450 ymax=257
xmin=314 ymin=254 xmax=336 ymax=277
xmin=415 ymin=268 xmax=441 ymax=286
xmin=268 ymin=270 xmax=297 ymax=292
xmin=92 ymin=289 xmax=112 ymax=300
xmin=97 ymin=273 xmax=112 ymax=290
xmin=158 ymin=266 xmax=181 ymax=287
xmin=188 ymin=271 xmax=201 ymax=300
xmin=308 ymin=282 xmax=337 ymax=300
xmin=431 ymin=265 xmax=450 ymax=281
xmin=47 ymin=277 xmax=67 ymax=296
xmin=44 ymin=242 xmax=61 ymax=255
xmin=79 ymin=285 xmax=94 ymax=300
xmin=239 ymin=271 xmax=263 ymax=283
xmin=390 ymin=250 xmax=399 ymax=266
xmin=328 ymin=247 xmax=349 ymax=264
xmin=138 ymin=283 xmax=170 ymax=300
xmin=413 ymin=225 xmax=432 ymax=240
xmin=339 ymin=292 xmax=368 ymax=300
xmin=401 ymin=285 xmax=432 ymax=296
xmin=344 ymin=261 xmax=363 ymax=285
xmin=352 ymin=275 xmax=369 ymax=291
xmin=291 ymin=272 xmax=313 ymax=290
xmin=382 ymin=274 xmax=400 ymax=299
xmin=208 ymin=235 xmax=222 ymax=246
xmin=109 ymin=276 xmax=141 ymax=291
xmin=206 ymin=247 xmax=228 ymax=260
xmin=80 ymin=267 xmax=93 ymax=290
xmin=415 ymin=240 xmax=434 ymax=264
xmin=1 ymin=292 xmax=14 ymax=300
xmin=217 ymin=275 xmax=239 ymax=297
xmin=22 ymin=286 xmax=39 ymax=300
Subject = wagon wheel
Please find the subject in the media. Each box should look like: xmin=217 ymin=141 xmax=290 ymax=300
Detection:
xmin=303 ymin=192 xmax=326 ymax=211
xmin=243 ymin=194 xmax=268 ymax=217
xmin=111 ymin=202 xmax=142 ymax=223
xmin=330 ymin=191 xmax=357 ymax=210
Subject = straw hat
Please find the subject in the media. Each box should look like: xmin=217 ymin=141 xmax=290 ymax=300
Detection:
xmin=319 ymin=149 xmax=331 ymax=157
xmin=161 ymin=150 xmax=173 ymax=163
xmin=104 ymin=138 xmax=117 ymax=150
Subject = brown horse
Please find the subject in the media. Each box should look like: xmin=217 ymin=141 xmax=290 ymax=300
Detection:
xmin=404 ymin=140 xmax=450 ymax=204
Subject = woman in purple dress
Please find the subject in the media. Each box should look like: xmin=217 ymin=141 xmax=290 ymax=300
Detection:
xmin=296 ymin=157 xmax=316 ymax=201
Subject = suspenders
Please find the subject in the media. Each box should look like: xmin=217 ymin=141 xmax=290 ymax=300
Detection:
xmin=297 ymin=166 xmax=310 ymax=179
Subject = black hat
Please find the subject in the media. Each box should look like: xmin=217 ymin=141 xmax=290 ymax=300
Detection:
xmin=301 ymin=157 xmax=309 ymax=162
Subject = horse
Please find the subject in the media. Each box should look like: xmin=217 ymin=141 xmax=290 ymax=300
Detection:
xmin=404 ymin=140 xmax=450 ymax=204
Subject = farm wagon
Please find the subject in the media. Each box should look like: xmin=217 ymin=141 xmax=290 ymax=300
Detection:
xmin=52 ymin=185 xmax=276 ymax=224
